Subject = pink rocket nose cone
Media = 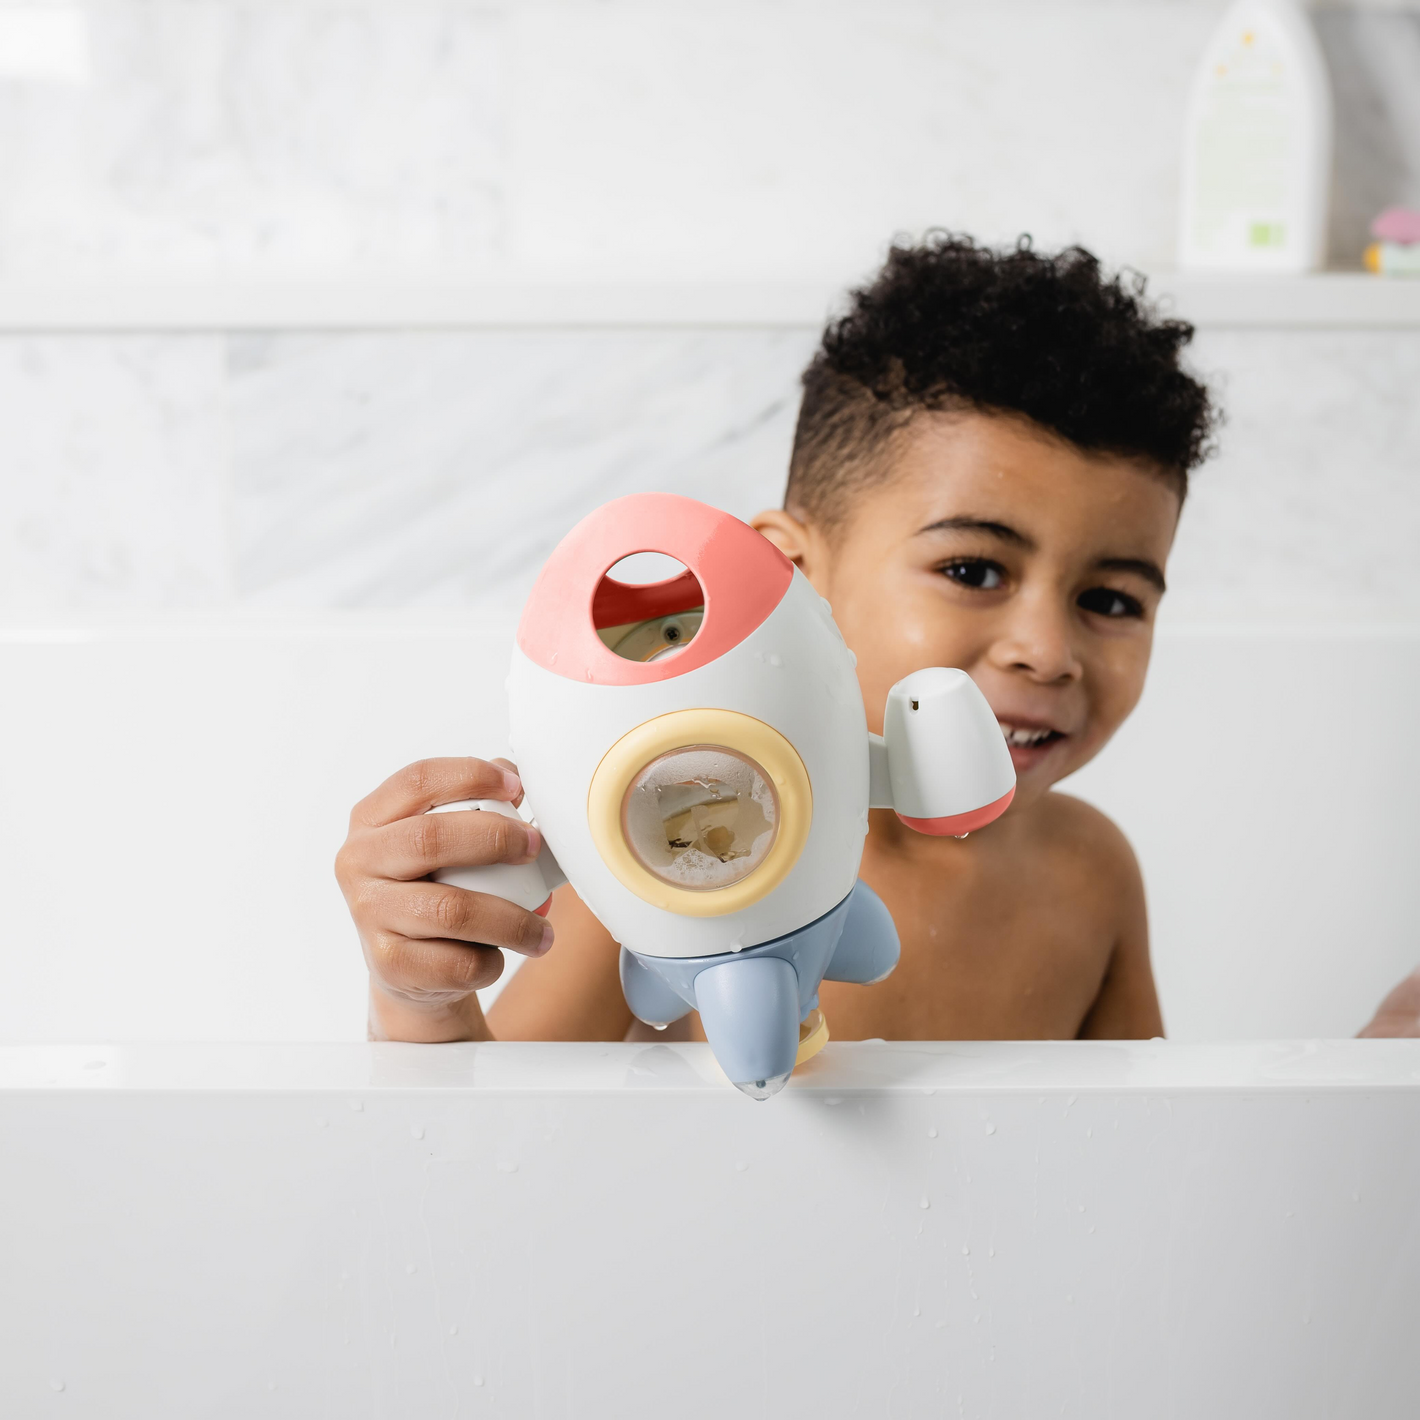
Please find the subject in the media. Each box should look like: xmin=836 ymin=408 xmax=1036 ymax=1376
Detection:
xmin=517 ymin=493 xmax=794 ymax=686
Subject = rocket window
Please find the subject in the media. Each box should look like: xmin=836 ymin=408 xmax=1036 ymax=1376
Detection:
xmin=595 ymin=554 xmax=704 ymax=663
xmin=620 ymin=745 xmax=780 ymax=891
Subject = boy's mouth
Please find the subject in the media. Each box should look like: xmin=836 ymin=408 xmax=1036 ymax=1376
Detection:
xmin=997 ymin=719 xmax=1068 ymax=769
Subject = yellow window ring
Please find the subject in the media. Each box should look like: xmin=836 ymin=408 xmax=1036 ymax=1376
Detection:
xmin=586 ymin=708 xmax=813 ymax=918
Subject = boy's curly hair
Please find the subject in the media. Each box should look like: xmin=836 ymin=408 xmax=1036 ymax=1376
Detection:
xmin=786 ymin=233 xmax=1217 ymax=528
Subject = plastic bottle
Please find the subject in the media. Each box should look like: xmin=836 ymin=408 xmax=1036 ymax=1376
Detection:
xmin=1178 ymin=0 xmax=1333 ymax=272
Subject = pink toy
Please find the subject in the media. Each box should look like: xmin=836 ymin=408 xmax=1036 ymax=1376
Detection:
xmin=1372 ymin=208 xmax=1420 ymax=245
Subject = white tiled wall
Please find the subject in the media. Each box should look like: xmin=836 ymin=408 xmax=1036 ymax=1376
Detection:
xmin=3 ymin=325 xmax=1418 ymax=624
xmin=228 ymin=329 xmax=818 ymax=613
xmin=2 ymin=0 xmax=1419 ymax=1043
xmin=1 ymin=2 xmax=1416 ymax=284
xmin=0 ymin=336 xmax=230 ymax=610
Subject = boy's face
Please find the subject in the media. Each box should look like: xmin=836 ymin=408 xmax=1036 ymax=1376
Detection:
xmin=754 ymin=411 xmax=1181 ymax=807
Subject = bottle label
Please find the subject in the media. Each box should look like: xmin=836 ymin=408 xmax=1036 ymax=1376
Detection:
xmin=1189 ymin=22 xmax=1294 ymax=255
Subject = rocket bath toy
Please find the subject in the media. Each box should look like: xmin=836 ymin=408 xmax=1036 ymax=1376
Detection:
xmin=433 ymin=493 xmax=1015 ymax=1099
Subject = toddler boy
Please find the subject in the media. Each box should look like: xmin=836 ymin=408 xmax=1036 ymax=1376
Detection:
xmin=336 ymin=235 xmax=1216 ymax=1045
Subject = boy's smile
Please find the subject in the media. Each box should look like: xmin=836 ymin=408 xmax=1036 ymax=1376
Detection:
xmin=755 ymin=410 xmax=1182 ymax=808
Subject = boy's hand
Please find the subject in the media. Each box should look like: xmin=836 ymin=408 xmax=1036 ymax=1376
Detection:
xmin=1358 ymin=965 xmax=1420 ymax=1038
xmin=335 ymin=757 xmax=553 ymax=1043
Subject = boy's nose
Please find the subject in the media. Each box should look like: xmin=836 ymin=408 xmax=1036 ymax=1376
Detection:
xmin=988 ymin=595 xmax=1083 ymax=685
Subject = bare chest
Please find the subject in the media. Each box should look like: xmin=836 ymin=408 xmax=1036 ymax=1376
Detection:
xmin=821 ymin=845 xmax=1117 ymax=1042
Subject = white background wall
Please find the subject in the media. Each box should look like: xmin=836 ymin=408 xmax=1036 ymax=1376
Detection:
xmin=2 ymin=0 xmax=1419 ymax=1043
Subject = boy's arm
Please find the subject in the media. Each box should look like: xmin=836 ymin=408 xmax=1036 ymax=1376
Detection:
xmin=338 ymin=757 xmax=628 ymax=1044
xmin=1076 ymin=826 xmax=1165 ymax=1040
xmin=486 ymin=885 xmax=634 ymax=1041
xmin=1358 ymin=966 xmax=1420 ymax=1037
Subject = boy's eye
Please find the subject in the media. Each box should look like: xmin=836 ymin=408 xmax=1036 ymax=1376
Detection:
xmin=1077 ymin=586 xmax=1144 ymax=619
xmin=940 ymin=558 xmax=1005 ymax=591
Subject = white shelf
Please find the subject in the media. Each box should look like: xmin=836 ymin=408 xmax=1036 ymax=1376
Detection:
xmin=1147 ymin=272 xmax=1420 ymax=329
xmin=0 ymin=272 xmax=1414 ymax=331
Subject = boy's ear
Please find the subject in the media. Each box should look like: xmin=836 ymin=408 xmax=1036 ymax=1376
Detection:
xmin=751 ymin=508 xmax=812 ymax=566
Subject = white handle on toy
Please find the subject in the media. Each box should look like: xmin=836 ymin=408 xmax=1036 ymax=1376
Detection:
xmin=868 ymin=668 xmax=1016 ymax=826
xmin=428 ymin=798 xmax=566 ymax=912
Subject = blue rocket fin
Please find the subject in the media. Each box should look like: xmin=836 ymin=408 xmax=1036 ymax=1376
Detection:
xmin=822 ymin=880 xmax=900 ymax=985
xmin=619 ymin=946 xmax=693 ymax=1027
xmin=693 ymin=955 xmax=800 ymax=1100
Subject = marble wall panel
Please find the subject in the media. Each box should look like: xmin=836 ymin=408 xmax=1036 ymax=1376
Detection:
xmin=1169 ymin=329 xmax=1420 ymax=621
xmin=0 ymin=335 xmax=230 ymax=612
xmin=500 ymin=0 xmax=1212 ymax=281
xmin=0 ymin=2 xmax=503 ymax=276
xmin=3 ymin=325 xmax=1418 ymax=620
xmin=0 ymin=2 xmax=1411 ymax=285
xmin=228 ymin=328 xmax=819 ymax=613
xmin=225 ymin=324 xmax=1420 ymax=618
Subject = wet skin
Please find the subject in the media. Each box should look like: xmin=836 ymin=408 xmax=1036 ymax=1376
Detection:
xmin=340 ymin=410 xmax=1178 ymax=1044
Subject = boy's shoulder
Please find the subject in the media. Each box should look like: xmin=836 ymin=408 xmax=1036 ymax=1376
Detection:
xmin=1031 ymin=789 xmax=1142 ymax=887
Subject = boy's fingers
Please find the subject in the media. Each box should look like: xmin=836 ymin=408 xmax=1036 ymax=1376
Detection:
xmin=357 ymin=807 xmax=541 ymax=880
xmin=487 ymin=758 xmax=525 ymax=809
xmin=367 ymin=932 xmax=508 ymax=997
xmin=363 ymin=880 xmax=554 ymax=957
xmin=353 ymin=757 xmax=523 ymax=829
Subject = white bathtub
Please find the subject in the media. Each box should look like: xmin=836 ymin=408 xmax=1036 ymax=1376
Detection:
xmin=2 ymin=1039 xmax=1418 ymax=1417
xmin=1 ymin=620 xmax=1418 ymax=1044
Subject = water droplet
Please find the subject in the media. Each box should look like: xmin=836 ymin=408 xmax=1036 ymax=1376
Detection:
xmin=919 ymin=1196 xmax=930 ymax=1210
xmin=767 ymin=653 xmax=783 ymax=668
xmin=1088 ymin=1225 xmax=1096 ymax=1234
xmin=734 ymin=1161 xmax=748 ymax=1172
xmin=988 ymin=1247 xmax=995 ymax=1258
xmin=405 ymin=1262 xmax=417 ymax=1275
xmin=496 ymin=1159 xmax=519 ymax=1174
xmin=1067 ymin=1093 xmax=1078 ymax=1107
xmin=735 ymin=1072 xmax=790 ymax=1101
xmin=954 ymin=833 xmax=970 ymax=840
xmin=913 ymin=1306 xmax=920 ymax=1316
xmin=1078 ymin=1204 xmax=1086 ymax=1213
xmin=410 ymin=1124 xmax=425 ymax=1140
xmin=50 ymin=1379 xmax=64 ymax=1392
xmin=349 ymin=1099 xmax=364 ymax=1113
xmin=473 ymin=1375 xmax=485 ymax=1387
xmin=1086 ymin=1126 xmax=1093 ymax=1138
xmin=449 ymin=1324 xmax=458 ymax=1336
xmin=926 ymin=1126 xmax=938 ymax=1138
xmin=267 ymin=1381 xmax=277 ymax=1392
xmin=961 ymin=1245 xmax=970 ymax=1256
xmin=984 ymin=1123 xmax=996 ymax=1135
xmin=652 ymin=1022 xmax=667 ymax=1031
xmin=923 ymin=1088 xmax=936 ymax=1096
xmin=316 ymin=1117 xmax=329 ymax=1130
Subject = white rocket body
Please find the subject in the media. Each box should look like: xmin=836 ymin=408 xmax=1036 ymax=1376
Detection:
xmin=433 ymin=493 xmax=1015 ymax=1094
xmin=509 ymin=568 xmax=864 ymax=959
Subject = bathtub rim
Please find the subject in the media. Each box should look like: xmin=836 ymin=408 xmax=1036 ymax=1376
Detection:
xmin=2 ymin=1038 xmax=1417 ymax=1096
